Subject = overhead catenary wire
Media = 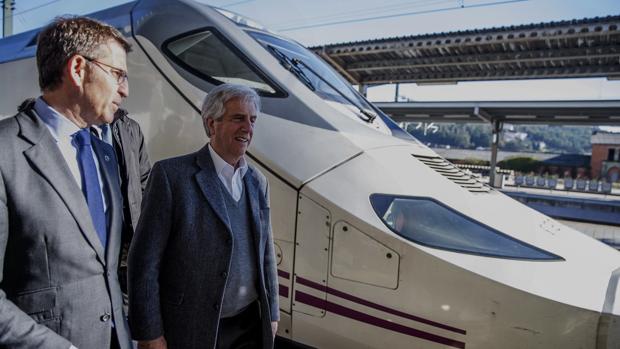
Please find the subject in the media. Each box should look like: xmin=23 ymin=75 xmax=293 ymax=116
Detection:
xmin=273 ymin=0 xmax=457 ymax=29
xmin=2 ymin=0 xmax=62 ymax=21
xmin=219 ymin=0 xmax=256 ymax=8
xmin=277 ymin=0 xmax=529 ymax=32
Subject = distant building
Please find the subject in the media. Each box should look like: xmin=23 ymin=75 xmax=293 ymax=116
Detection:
xmin=535 ymin=141 xmax=546 ymax=152
xmin=541 ymin=154 xmax=590 ymax=178
xmin=591 ymin=131 xmax=620 ymax=182
xmin=503 ymin=131 xmax=528 ymax=142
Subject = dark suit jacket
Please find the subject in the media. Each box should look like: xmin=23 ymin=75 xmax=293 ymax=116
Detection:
xmin=0 ymin=101 xmax=131 ymax=349
xmin=110 ymin=109 xmax=151 ymax=296
xmin=128 ymin=145 xmax=279 ymax=349
xmin=111 ymin=109 xmax=151 ymax=234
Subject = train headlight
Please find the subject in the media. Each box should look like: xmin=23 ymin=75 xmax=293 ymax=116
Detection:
xmin=370 ymin=194 xmax=563 ymax=260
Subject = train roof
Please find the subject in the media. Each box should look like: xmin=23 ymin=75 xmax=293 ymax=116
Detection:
xmin=0 ymin=1 xmax=135 ymax=64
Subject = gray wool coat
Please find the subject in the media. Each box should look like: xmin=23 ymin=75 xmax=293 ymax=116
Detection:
xmin=128 ymin=145 xmax=279 ymax=349
xmin=0 ymin=100 xmax=132 ymax=349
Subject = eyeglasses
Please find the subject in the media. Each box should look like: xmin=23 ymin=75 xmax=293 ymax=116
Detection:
xmin=83 ymin=55 xmax=128 ymax=85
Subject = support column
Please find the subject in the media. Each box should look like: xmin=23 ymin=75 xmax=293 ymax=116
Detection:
xmin=394 ymin=83 xmax=400 ymax=102
xmin=2 ymin=0 xmax=14 ymax=38
xmin=489 ymin=119 xmax=503 ymax=188
xmin=358 ymin=84 xmax=367 ymax=97
xmin=474 ymin=106 xmax=502 ymax=188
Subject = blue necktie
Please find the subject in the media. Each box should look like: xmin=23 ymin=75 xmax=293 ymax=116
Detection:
xmin=74 ymin=129 xmax=107 ymax=248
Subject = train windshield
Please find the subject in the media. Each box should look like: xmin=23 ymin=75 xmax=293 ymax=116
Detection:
xmin=248 ymin=31 xmax=375 ymax=115
xmin=371 ymin=194 xmax=563 ymax=260
xmin=164 ymin=30 xmax=278 ymax=95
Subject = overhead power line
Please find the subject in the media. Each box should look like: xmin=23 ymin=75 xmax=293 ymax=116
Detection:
xmin=3 ymin=0 xmax=62 ymax=21
xmin=273 ymin=0 xmax=455 ymax=29
xmin=277 ymin=0 xmax=529 ymax=32
xmin=220 ymin=0 xmax=256 ymax=8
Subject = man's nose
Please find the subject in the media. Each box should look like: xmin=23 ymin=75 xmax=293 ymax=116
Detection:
xmin=118 ymin=80 xmax=129 ymax=98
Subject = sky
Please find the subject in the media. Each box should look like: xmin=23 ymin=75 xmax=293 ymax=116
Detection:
xmin=2 ymin=0 xmax=620 ymax=104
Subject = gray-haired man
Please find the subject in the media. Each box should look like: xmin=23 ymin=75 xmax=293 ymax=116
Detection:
xmin=129 ymin=83 xmax=279 ymax=349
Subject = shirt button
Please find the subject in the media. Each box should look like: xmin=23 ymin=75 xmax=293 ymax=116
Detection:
xmin=213 ymin=303 xmax=220 ymax=311
xmin=221 ymin=271 xmax=228 ymax=278
xmin=100 ymin=312 xmax=111 ymax=322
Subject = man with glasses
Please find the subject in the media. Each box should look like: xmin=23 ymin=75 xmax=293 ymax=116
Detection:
xmin=83 ymin=55 xmax=129 ymax=85
xmin=0 ymin=16 xmax=132 ymax=349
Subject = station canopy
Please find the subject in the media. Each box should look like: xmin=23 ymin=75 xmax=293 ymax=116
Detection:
xmin=375 ymin=100 xmax=620 ymax=125
xmin=311 ymin=15 xmax=620 ymax=186
xmin=310 ymin=15 xmax=620 ymax=85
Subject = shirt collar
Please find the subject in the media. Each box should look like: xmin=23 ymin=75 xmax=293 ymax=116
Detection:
xmin=91 ymin=124 xmax=113 ymax=145
xmin=33 ymin=97 xmax=81 ymax=142
xmin=208 ymin=143 xmax=248 ymax=178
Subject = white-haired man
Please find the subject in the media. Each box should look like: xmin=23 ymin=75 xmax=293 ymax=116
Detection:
xmin=128 ymin=83 xmax=279 ymax=349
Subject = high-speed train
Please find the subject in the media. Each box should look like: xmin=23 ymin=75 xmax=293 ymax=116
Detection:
xmin=1 ymin=0 xmax=620 ymax=347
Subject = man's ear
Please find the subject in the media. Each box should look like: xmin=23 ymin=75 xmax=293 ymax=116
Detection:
xmin=206 ymin=117 xmax=215 ymax=137
xmin=66 ymin=54 xmax=87 ymax=88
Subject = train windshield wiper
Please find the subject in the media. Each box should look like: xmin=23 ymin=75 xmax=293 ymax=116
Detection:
xmin=267 ymin=45 xmax=315 ymax=91
xmin=291 ymin=58 xmax=376 ymax=123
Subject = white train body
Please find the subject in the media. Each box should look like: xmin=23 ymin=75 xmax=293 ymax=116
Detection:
xmin=1 ymin=1 xmax=619 ymax=348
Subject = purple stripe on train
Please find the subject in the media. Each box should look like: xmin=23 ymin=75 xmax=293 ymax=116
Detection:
xmin=279 ymin=284 xmax=289 ymax=298
xmin=278 ymin=269 xmax=291 ymax=280
xmin=295 ymin=276 xmax=466 ymax=335
xmin=295 ymin=291 xmax=466 ymax=349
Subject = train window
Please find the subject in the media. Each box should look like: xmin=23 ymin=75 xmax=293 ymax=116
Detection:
xmin=164 ymin=30 xmax=277 ymax=94
xmin=370 ymin=194 xmax=562 ymax=260
xmin=248 ymin=31 xmax=373 ymax=112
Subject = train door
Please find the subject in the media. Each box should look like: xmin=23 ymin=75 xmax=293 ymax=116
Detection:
xmin=238 ymin=160 xmax=298 ymax=339
xmin=290 ymin=194 xmax=331 ymax=339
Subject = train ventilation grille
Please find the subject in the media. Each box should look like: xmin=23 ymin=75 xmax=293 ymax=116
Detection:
xmin=413 ymin=154 xmax=491 ymax=193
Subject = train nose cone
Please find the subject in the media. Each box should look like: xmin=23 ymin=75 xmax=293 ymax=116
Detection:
xmin=597 ymin=268 xmax=620 ymax=348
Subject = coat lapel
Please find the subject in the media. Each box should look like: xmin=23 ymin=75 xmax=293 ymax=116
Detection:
xmin=17 ymin=110 xmax=107 ymax=265
xmin=92 ymin=137 xmax=123 ymax=264
xmin=194 ymin=145 xmax=233 ymax=236
xmin=243 ymin=169 xmax=263 ymax=254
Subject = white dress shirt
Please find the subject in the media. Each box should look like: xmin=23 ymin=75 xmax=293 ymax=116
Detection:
xmin=34 ymin=97 xmax=108 ymax=211
xmin=91 ymin=123 xmax=113 ymax=146
xmin=208 ymin=143 xmax=248 ymax=202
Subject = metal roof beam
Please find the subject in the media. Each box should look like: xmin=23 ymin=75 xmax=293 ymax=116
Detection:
xmin=345 ymin=47 xmax=620 ymax=72
xmin=358 ymin=64 xmax=620 ymax=84
xmin=376 ymin=100 xmax=620 ymax=125
xmin=311 ymin=16 xmax=620 ymax=84
xmin=474 ymin=106 xmax=494 ymax=123
xmin=315 ymin=17 xmax=620 ymax=56
xmin=316 ymin=49 xmax=359 ymax=85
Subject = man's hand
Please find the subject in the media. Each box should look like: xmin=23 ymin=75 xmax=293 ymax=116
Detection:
xmin=137 ymin=336 xmax=167 ymax=349
xmin=271 ymin=321 xmax=278 ymax=338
